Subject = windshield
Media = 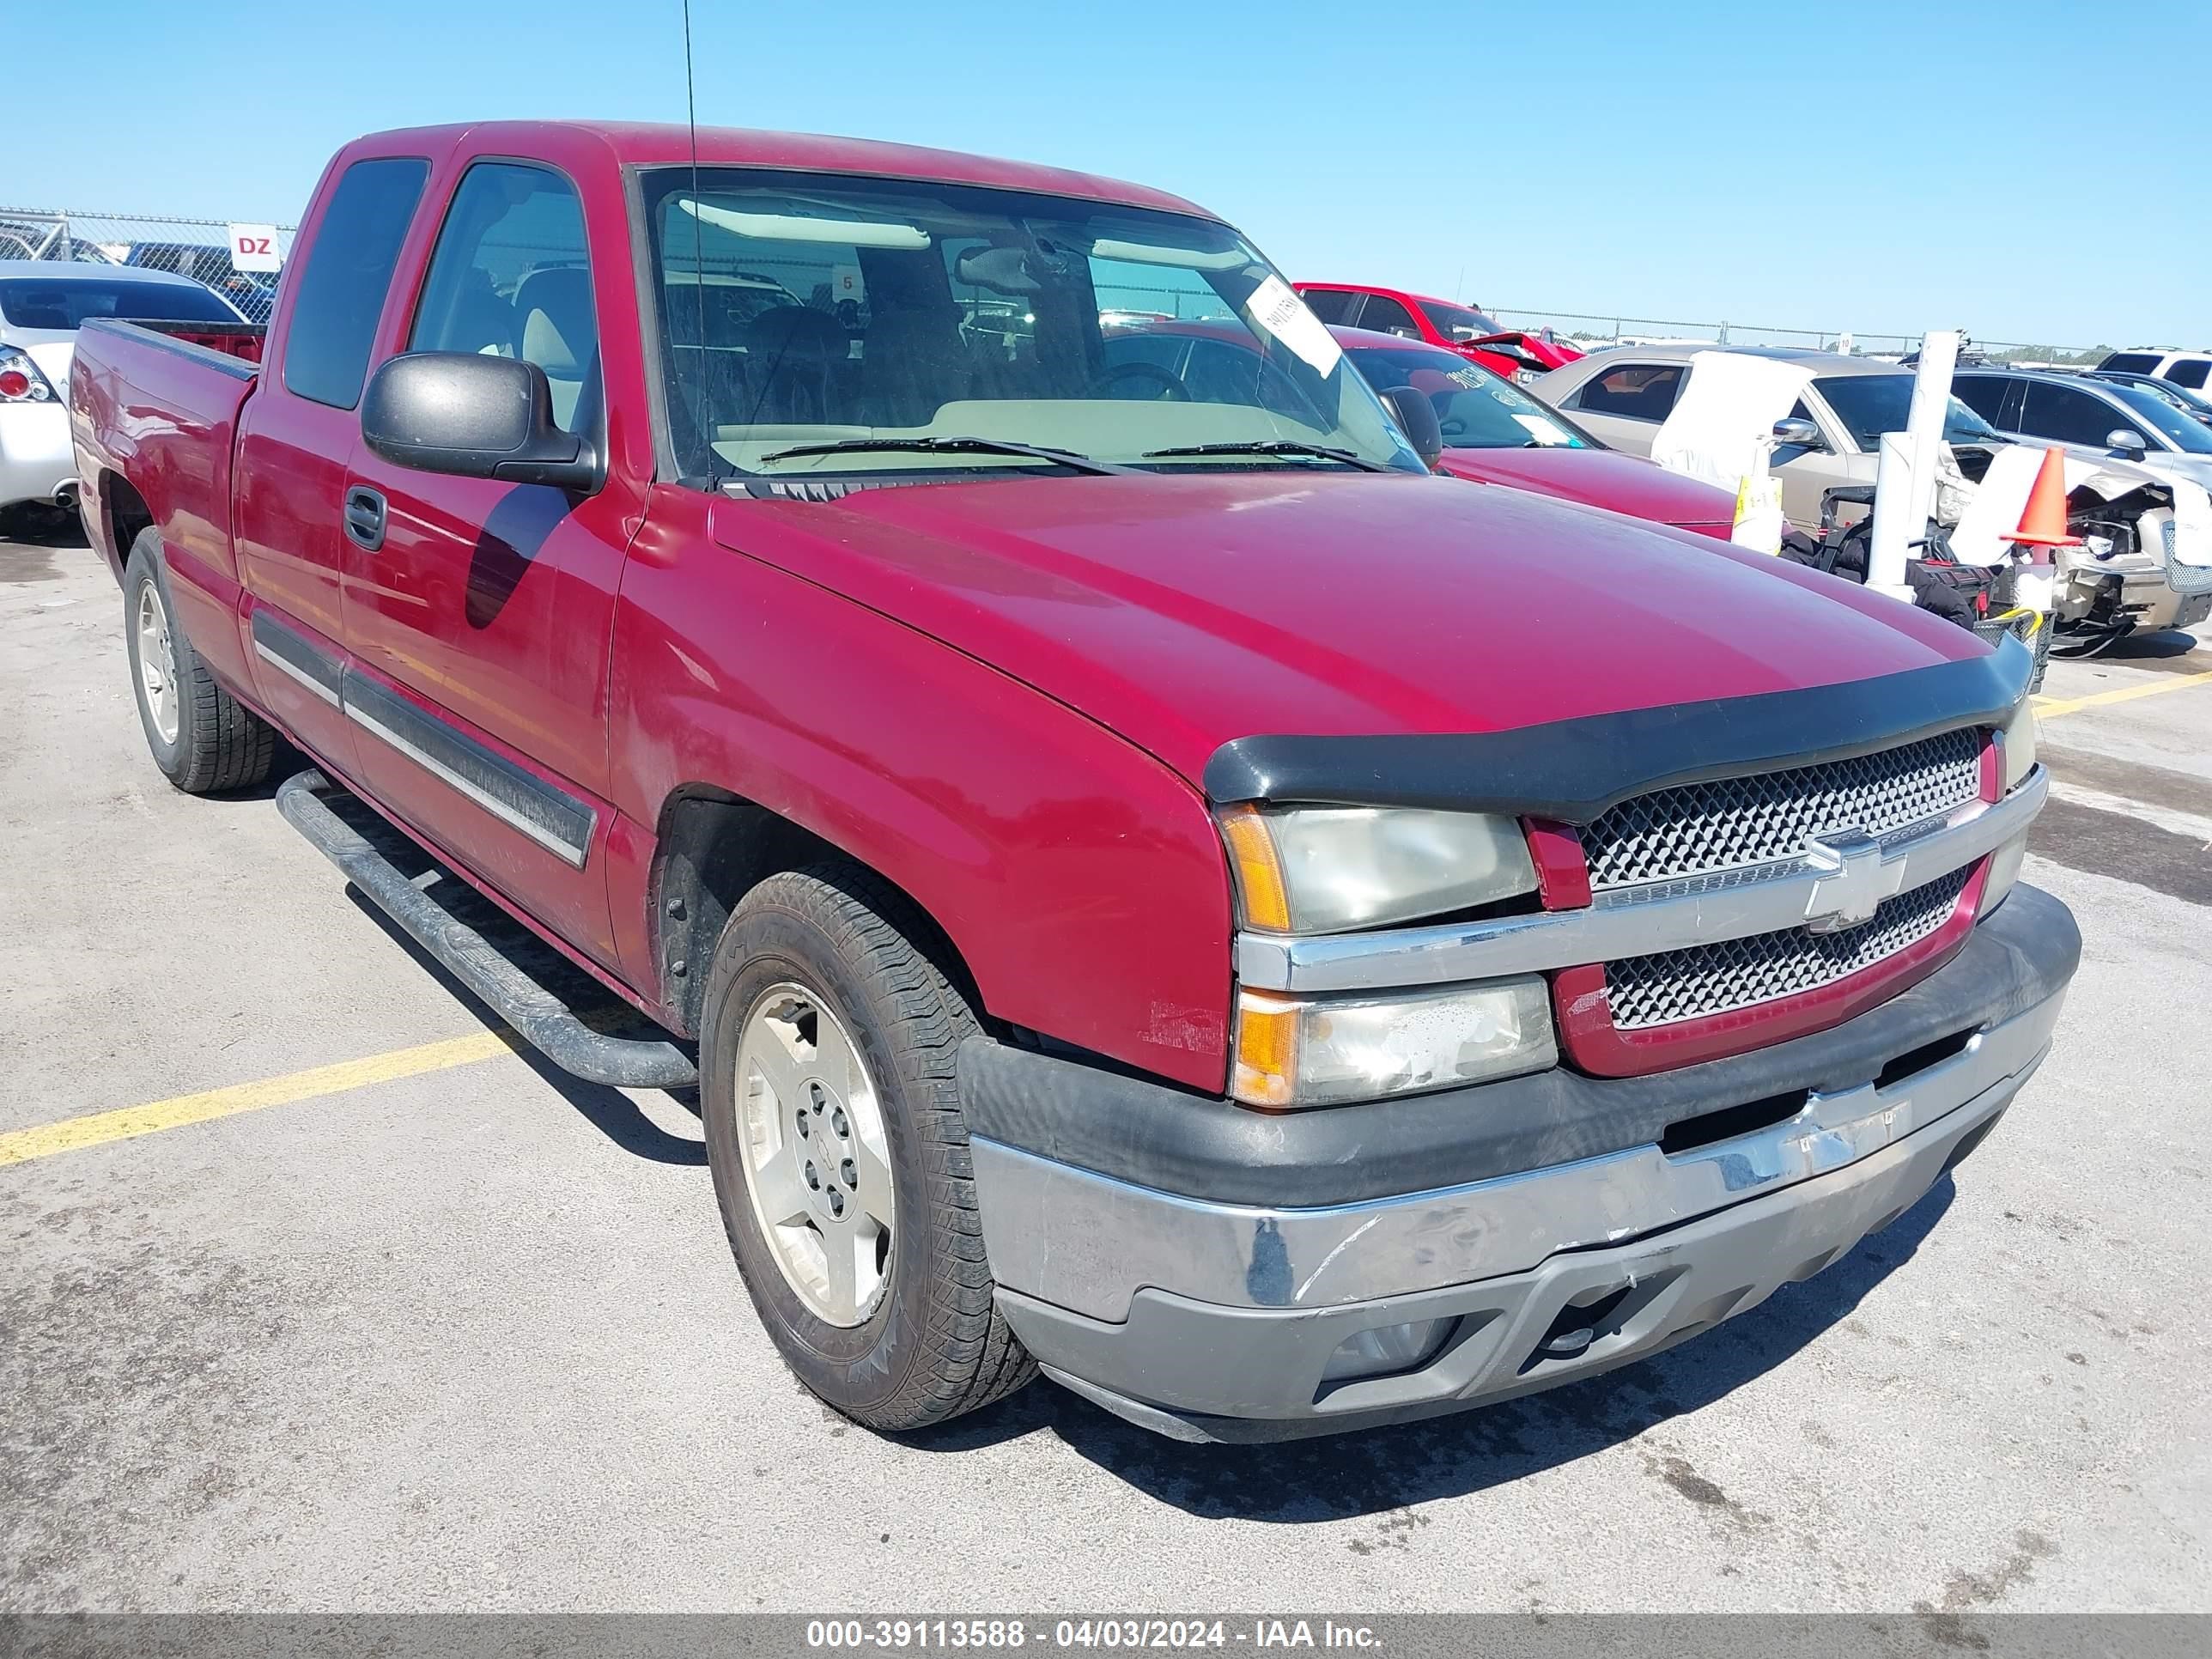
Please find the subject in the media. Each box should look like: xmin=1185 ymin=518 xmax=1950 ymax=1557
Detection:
xmin=1346 ymin=343 xmax=1591 ymax=449
xmin=2102 ymin=381 xmax=2212 ymax=453
xmin=1811 ymin=374 xmax=2003 ymax=451
xmin=643 ymin=168 xmax=1420 ymax=478
xmin=1421 ymin=300 xmax=1504 ymax=341
xmin=0 ymin=276 xmax=239 ymax=329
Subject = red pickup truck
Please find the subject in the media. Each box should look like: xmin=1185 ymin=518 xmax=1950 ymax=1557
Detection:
xmin=70 ymin=120 xmax=2075 ymax=1443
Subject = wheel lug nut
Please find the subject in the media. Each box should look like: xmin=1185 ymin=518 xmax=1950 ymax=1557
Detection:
xmin=805 ymin=1161 xmax=820 ymax=1190
xmin=841 ymin=1158 xmax=857 ymax=1189
xmin=831 ymin=1109 xmax=849 ymax=1139
xmin=829 ymin=1191 xmax=845 ymax=1217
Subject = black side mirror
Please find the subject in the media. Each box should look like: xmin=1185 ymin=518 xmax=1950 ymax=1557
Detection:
xmin=362 ymin=352 xmax=601 ymax=492
xmin=1378 ymin=384 xmax=1445 ymax=470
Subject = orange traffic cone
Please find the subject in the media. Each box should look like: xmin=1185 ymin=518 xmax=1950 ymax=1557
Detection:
xmin=2009 ymin=447 xmax=2082 ymax=547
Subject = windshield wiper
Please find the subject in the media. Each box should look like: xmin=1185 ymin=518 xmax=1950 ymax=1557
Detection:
xmin=756 ymin=436 xmax=1133 ymax=476
xmin=1141 ymin=441 xmax=1390 ymax=471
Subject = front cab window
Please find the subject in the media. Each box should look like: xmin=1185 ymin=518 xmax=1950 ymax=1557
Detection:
xmin=410 ymin=162 xmax=600 ymax=434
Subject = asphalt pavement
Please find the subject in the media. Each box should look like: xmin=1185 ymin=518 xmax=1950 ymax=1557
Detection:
xmin=3 ymin=520 xmax=2208 ymax=1620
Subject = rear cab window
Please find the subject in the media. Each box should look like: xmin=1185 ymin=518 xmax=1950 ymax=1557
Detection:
xmin=2019 ymin=380 xmax=2138 ymax=448
xmin=2099 ymin=353 xmax=2162 ymax=375
xmin=1296 ymin=288 xmax=1358 ymax=325
xmin=1352 ymin=293 xmax=1419 ymax=337
xmin=283 ymin=156 xmax=431 ymax=409
xmin=1566 ymin=362 xmax=1685 ymax=422
xmin=2168 ymin=358 xmax=2211 ymax=390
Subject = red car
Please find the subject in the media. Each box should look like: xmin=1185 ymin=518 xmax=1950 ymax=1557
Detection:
xmin=1295 ymin=281 xmax=1584 ymax=382
xmin=1104 ymin=319 xmax=1736 ymax=537
xmin=71 ymin=119 xmax=2070 ymax=1446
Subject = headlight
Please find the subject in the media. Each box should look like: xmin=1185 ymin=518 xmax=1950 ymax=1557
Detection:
xmin=1231 ymin=977 xmax=1556 ymax=1109
xmin=1218 ymin=805 xmax=1538 ymax=934
xmin=1998 ymin=699 xmax=2037 ymax=795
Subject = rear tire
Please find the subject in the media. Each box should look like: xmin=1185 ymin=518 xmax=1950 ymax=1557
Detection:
xmin=122 ymin=529 xmax=276 ymax=793
xmin=700 ymin=866 xmax=1035 ymax=1431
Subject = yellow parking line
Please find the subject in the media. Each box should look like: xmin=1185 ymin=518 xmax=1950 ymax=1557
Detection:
xmin=2034 ymin=667 xmax=2212 ymax=720
xmin=0 ymin=1029 xmax=520 ymax=1169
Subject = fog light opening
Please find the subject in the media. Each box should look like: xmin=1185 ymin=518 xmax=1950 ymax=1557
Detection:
xmin=1317 ymin=1316 xmax=1458 ymax=1388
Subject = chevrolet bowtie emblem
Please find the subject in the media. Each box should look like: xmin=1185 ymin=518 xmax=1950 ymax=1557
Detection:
xmin=1803 ymin=833 xmax=1905 ymax=933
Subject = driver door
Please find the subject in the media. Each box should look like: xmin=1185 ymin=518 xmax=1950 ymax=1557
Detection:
xmin=340 ymin=157 xmax=631 ymax=966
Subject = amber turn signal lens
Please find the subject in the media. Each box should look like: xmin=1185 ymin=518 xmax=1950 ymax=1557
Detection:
xmin=1230 ymin=989 xmax=1300 ymax=1109
xmin=1218 ymin=805 xmax=1291 ymax=933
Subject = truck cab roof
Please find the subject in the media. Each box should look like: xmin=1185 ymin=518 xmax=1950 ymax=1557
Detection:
xmin=340 ymin=120 xmax=1217 ymax=222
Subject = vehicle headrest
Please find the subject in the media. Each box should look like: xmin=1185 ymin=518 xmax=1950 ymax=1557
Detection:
xmin=516 ymin=266 xmax=594 ymax=377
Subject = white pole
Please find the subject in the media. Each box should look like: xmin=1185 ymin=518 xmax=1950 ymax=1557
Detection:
xmin=1866 ymin=328 xmax=1960 ymax=603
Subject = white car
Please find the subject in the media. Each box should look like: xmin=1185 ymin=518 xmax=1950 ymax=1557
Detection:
xmin=2098 ymin=347 xmax=2212 ymax=396
xmin=0 ymin=260 xmax=247 ymax=518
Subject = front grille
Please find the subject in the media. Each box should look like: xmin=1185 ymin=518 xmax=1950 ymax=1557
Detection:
xmin=1606 ymin=866 xmax=1974 ymax=1030
xmin=1577 ymin=728 xmax=1984 ymax=891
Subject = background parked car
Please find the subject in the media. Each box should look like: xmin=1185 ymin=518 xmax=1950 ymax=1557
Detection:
xmin=1294 ymin=282 xmax=1583 ymax=383
xmin=1099 ymin=319 xmax=1738 ymax=536
xmin=1329 ymin=327 xmax=1736 ymax=536
xmin=1535 ymin=343 xmax=2207 ymax=655
xmin=1952 ymin=367 xmax=2212 ymax=492
xmin=0 ymin=260 xmax=247 ymax=519
xmin=1532 ymin=343 xmax=2012 ymax=531
xmin=2098 ymin=347 xmax=2212 ymax=393
xmin=2088 ymin=368 xmax=2212 ymax=427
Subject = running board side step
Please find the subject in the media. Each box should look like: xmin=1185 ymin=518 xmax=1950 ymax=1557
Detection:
xmin=276 ymin=769 xmax=699 ymax=1090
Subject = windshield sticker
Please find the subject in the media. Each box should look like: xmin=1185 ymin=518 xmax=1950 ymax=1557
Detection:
xmin=1512 ymin=413 xmax=1575 ymax=446
xmin=1246 ymin=276 xmax=1341 ymax=376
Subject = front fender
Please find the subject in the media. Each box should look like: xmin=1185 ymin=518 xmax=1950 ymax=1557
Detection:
xmin=608 ymin=489 xmax=1235 ymax=1093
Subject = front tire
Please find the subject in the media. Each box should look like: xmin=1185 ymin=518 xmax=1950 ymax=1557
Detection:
xmin=122 ymin=529 xmax=276 ymax=793
xmin=701 ymin=867 xmax=1035 ymax=1431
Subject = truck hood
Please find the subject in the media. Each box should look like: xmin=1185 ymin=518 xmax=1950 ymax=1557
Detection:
xmin=713 ymin=471 xmax=1984 ymax=791
xmin=1435 ymin=446 xmax=1737 ymax=532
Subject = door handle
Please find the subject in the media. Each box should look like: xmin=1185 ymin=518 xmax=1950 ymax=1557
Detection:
xmin=343 ymin=485 xmax=387 ymax=552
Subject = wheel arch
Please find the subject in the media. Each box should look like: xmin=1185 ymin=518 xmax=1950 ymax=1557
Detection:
xmin=99 ymin=471 xmax=155 ymax=580
xmin=647 ymin=784 xmax=987 ymax=1042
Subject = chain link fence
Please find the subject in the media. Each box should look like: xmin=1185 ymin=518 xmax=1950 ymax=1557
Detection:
xmin=1483 ymin=306 xmax=2112 ymax=368
xmin=0 ymin=209 xmax=298 ymax=325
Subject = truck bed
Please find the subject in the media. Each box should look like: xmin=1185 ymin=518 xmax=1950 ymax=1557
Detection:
xmin=70 ymin=317 xmax=258 ymax=590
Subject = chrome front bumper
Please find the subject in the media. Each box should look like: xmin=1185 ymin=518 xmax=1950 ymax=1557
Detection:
xmin=976 ymin=988 xmax=2061 ymax=1325
xmin=965 ymin=886 xmax=2077 ymax=1440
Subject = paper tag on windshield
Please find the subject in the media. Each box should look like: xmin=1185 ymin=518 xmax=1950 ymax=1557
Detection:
xmin=1512 ymin=413 xmax=1574 ymax=446
xmin=1246 ymin=276 xmax=1341 ymax=376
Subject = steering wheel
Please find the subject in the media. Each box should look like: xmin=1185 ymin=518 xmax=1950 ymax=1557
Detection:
xmin=1088 ymin=361 xmax=1191 ymax=401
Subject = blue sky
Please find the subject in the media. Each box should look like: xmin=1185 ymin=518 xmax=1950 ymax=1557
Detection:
xmin=12 ymin=0 xmax=2207 ymax=349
